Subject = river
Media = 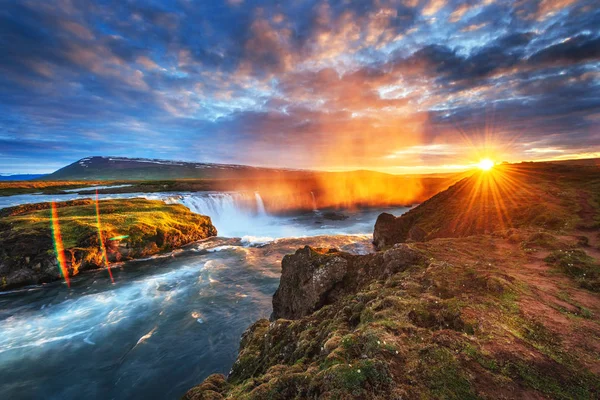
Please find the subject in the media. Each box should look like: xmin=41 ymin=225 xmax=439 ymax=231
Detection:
xmin=0 ymin=190 xmax=409 ymax=399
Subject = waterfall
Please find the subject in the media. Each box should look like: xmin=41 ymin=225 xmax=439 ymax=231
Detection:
xmin=310 ymin=191 xmax=318 ymax=212
xmin=255 ymin=192 xmax=266 ymax=216
xmin=177 ymin=193 xmax=270 ymax=238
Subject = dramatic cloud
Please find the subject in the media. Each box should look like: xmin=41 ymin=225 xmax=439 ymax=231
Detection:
xmin=0 ymin=0 xmax=598 ymax=173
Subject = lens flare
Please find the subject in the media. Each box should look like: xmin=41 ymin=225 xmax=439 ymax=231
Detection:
xmin=50 ymin=202 xmax=70 ymax=288
xmin=478 ymin=159 xmax=495 ymax=171
xmin=95 ymin=190 xmax=114 ymax=283
xmin=109 ymin=235 xmax=129 ymax=241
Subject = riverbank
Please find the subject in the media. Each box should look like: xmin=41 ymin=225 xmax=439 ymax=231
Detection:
xmin=0 ymin=198 xmax=216 ymax=289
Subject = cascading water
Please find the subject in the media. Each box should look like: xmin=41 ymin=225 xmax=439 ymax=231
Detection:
xmin=310 ymin=191 xmax=318 ymax=212
xmin=178 ymin=193 xmax=272 ymax=239
xmin=255 ymin=192 xmax=266 ymax=216
xmin=0 ymin=189 xmax=412 ymax=400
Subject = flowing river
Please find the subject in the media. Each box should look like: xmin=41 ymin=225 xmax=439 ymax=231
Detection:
xmin=0 ymin=191 xmax=409 ymax=399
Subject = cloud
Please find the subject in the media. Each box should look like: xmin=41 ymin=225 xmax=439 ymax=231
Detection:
xmin=0 ymin=0 xmax=599 ymax=173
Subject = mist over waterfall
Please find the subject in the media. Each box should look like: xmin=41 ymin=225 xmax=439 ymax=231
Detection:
xmin=255 ymin=192 xmax=266 ymax=216
xmin=178 ymin=192 xmax=272 ymax=238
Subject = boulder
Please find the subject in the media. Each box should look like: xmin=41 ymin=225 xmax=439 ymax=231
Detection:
xmin=272 ymin=244 xmax=424 ymax=320
xmin=373 ymin=212 xmax=405 ymax=249
xmin=272 ymin=246 xmax=348 ymax=320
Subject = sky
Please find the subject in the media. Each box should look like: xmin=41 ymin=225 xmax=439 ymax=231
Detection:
xmin=1 ymin=0 xmax=599 ymax=174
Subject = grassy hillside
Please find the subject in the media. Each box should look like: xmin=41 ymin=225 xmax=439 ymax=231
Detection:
xmin=185 ymin=161 xmax=600 ymax=399
xmin=186 ymin=235 xmax=600 ymax=400
xmin=374 ymin=162 xmax=600 ymax=248
xmin=0 ymin=198 xmax=216 ymax=289
xmin=0 ymin=180 xmax=118 ymax=196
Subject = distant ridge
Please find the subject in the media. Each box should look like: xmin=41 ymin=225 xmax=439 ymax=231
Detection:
xmin=43 ymin=156 xmax=309 ymax=181
xmin=0 ymin=174 xmax=46 ymax=181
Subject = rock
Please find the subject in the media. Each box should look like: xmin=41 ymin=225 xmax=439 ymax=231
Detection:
xmin=408 ymin=225 xmax=427 ymax=242
xmin=272 ymin=245 xmax=424 ymax=320
xmin=272 ymin=246 xmax=348 ymax=320
xmin=322 ymin=211 xmax=349 ymax=221
xmin=373 ymin=212 xmax=427 ymax=249
xmin=373 ymin=213 xmax=399 ymax=249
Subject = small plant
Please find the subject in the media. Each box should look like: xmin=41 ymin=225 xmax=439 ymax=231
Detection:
xmin=545 ymin=250 xmax=600 ymax=292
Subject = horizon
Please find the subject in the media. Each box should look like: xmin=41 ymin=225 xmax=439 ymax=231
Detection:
xmin=2 ymin=0 xmax=599 ymax=175
xmin=4 ymin=153 xmax=600 ymax=177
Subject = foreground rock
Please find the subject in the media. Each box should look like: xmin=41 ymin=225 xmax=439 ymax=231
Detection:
xmin=272 ymin=245 xmax=423 ymax=320
xmin=0 ymin=199 xmax=216 ymax=289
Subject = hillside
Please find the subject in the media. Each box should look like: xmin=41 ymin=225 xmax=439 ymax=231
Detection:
xmin=374 ymin=162 xmax=600 ymax=248
xmin=185 ymin=162 xmax=600 ymax=399
xmin=43 ymin=156 xmax=308 ymax=181
xmin=9 ymin=156 xmax=465 ymax=213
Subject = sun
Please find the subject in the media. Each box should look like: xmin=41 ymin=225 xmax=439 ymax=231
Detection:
xmin=478 ymin=158 xmax=495 ymax=171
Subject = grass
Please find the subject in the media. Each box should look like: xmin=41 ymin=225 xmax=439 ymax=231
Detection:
xmin=0 ymin=180 xmax=121 ymax=196
xmin=545 ymin=249 xmax=600 ymax=292
xmin=4 ymin=198 xmax=214 ymax=248
xmin=186 ymin=236 xmax=600 ymax=399
xmin=0 ymin=198 xmax=216 ymax=287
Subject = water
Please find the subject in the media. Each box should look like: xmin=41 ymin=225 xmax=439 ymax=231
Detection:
xmin=0 ymin=191 xmax=409 ymax=399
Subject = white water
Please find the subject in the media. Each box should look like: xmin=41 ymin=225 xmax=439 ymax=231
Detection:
xmin=177 ymin=192 xmax=274 ymax=238
xmin=0 ymin=189 xmax=412 ymax=399
xmin=0 ymin=190 xmax=410 ymax=243
xmin=255 ymin=192 xmax=266 ymax=216
xmin=310 ymin=191 xmax=318 ymax=211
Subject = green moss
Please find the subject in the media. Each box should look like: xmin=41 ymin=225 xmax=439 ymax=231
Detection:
xmin=419 ymin=346 xmax=479 ymax=400
xmin=4 ymin=198 xmax=215 ymax=250
xmin=462 ymin=344 xmax=499 ymax=372
xmin=503 ymin=360 xmax=600 ymax=400
xmin=326 ymin=359 xmax=391 ymax=396
xmin=545 ymin=249 xmax=600 ymax=291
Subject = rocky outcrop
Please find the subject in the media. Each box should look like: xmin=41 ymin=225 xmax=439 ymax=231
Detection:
xmin=0 ymin=199 xmax=217 ymax=290
xmin=272 ymin=245 xmax=424 ymax=320
xmin=185 ymin=233 xmax=600 ymax=400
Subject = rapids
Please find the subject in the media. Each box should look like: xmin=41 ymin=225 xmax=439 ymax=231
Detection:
xmin=0 ymin=191 xmax=409 ymax=399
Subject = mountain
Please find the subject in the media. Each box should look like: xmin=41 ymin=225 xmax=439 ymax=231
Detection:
xmin=43 ymin=156 xmax=309 ymax=181
xmin=36 ymin=156 xmax=466 ymax=212
xmin=185 ymin=161 xmax=600 ymax=399
xmin=0 ymin=174 xmax=45 ymax=181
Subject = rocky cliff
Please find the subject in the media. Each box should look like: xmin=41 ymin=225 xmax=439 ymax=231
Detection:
xmin=0 ymin=198 xmax=216 ymax=289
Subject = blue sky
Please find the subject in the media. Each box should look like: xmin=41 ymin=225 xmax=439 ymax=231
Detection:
xmin=1 ymin=0 xmax=599 ymax=174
